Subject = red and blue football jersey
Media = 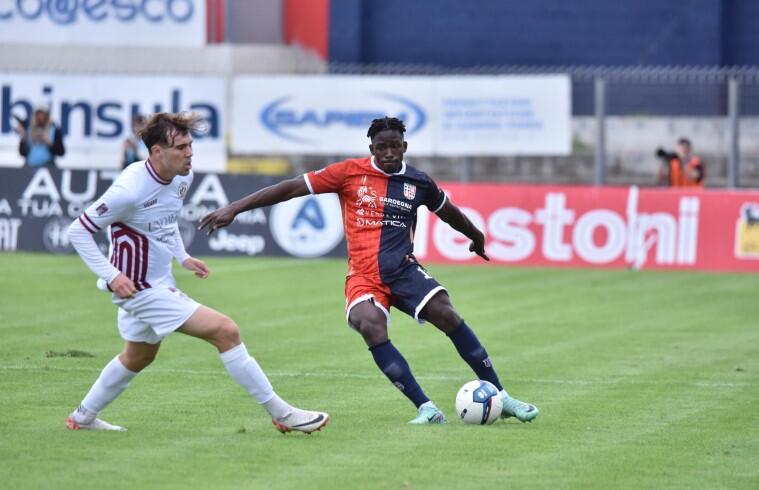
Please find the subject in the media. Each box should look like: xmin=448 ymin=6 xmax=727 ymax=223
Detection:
xmin=305 ymin=156 xmax=447 ymax=283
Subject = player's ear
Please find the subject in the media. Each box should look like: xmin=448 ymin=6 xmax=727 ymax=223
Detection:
xmin=403 ymin=141 xmax=408 ymax=152
xmin=369 ymin=143 xmax=375 ymax=154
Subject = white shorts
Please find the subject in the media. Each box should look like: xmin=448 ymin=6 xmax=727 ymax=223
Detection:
xmin=113 ymin=286 xmax=201 ymax=344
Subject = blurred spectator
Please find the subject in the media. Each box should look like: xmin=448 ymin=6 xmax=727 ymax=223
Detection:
xmin=122 ymin=114 xmax=147 ymax=168
xmin=18 ymin=106 xmax=65 ymax=167
xmin=656 ymin=137 xmax=704 ymax=188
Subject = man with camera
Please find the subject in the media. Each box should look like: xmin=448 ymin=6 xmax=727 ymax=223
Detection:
xmin=656 ymin=137 xmax=704 ymax=188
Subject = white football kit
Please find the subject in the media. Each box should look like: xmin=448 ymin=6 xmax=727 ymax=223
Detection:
xmin=68 ymin=159 xmax=200 ymax=343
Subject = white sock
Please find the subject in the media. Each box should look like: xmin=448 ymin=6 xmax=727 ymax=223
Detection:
xmin=419 ymin=400 xmax=437 ymax=410
xmin=261 ymin=394 xmax=294 ymax=420
xmin=220 ymin=343 xmax=292 ymax=418
xmin=499 ymin=389 xmax=510 ymax=399
xmin=76 ymin=356 xmax=137 ymax=422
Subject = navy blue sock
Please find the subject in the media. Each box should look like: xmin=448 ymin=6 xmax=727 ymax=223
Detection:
xmin=369 ymin=340 xmax=430 ymax=408
xmin=447 ymin=321 xmax=503 ymax=391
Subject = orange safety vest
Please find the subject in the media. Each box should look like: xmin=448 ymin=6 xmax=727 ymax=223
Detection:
xmin=669 ymin=156 xmax=704 ymax=188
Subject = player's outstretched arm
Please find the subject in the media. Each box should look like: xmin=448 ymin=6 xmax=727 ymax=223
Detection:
xmin=435 ymin=200 xmax=489 ymax=261
xmin=198 ymin=176 xmax=310 ymax=234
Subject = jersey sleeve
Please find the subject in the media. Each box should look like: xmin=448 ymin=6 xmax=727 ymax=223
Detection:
xmin=169 ymin=223 xmax=190 ymax=264
xmin=303 ymin=160 xmax=348 ymax=194
xmin=423 ymin=175 xmax=447 ymax=213
xmin=77 ymin=182 xmax=136 ymax=233
xmin=68 ymin=182 xmax=136 ymax=285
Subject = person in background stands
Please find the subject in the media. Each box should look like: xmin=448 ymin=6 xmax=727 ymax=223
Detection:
xmin=122 ymin=114 xmax=148 ymax=168
xmin=656 ymin=137 xmax=704 ymax=188
xmin=18 ymin=106 xmax=65 ymax=167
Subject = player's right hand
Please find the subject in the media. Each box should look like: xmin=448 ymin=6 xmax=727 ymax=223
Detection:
xmin=109 ymin=273 xmax=137 ymax=299
xmin=197 ymin=206 xmax=236 ymax=235
xmin=469 ymin=232 xmax=490 ymax=261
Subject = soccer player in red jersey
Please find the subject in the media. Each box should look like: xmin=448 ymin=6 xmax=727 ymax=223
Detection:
xmin=199 ymin=117 xmax=538 ymax=424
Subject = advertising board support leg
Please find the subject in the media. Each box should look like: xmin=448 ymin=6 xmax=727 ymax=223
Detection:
xmin=460 ymin=157 xmax=473 ymax=183
xmin=594 ymin=77 xmax=607 ymax=186
xmin=728 ymin=77 xmax=740 ymax=189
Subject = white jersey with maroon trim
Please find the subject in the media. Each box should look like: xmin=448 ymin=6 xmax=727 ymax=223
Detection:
xmin=71 ymin=159 xmax=192 ymax=291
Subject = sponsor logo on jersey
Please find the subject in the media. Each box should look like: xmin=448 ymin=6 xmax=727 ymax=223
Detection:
xmin=178 ymin=182 xmax=188 ymax=198
xmin=356 ymin=217 xmax=407 ymax=228
xmin=143 ymin=198 xmax=157 ymax=208
xmin=356 ymin=185 xmax=378 ymax=208
xmin=403 ymin=183 xmax=416 ymax=200
xmin=95 ymin=202 xmax=109 ymax=215
xmin=380 ymin=196 xmax=412 ymax=211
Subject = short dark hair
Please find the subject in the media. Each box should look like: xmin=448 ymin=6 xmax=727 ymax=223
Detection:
xmin=677 ymin=137 xmax=692 ymax=147
xmin=138 ymin=112 xmax=204 ymax=152
xmin=367 ymin=117 xmax=406 ymax=140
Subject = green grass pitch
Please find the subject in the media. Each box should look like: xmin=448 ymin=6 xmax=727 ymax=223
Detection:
xmin=1 ymin=252 xmax=757 ymax=489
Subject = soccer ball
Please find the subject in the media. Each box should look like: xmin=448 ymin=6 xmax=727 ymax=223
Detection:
xmin=455 ymin=380 xmax=503 ymax=425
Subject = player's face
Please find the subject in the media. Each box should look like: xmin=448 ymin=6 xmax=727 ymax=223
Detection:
xmin=370 ymin=129 xmax=407 ymax=173
xmin=158 ymin=131 xmax=193 ymax=177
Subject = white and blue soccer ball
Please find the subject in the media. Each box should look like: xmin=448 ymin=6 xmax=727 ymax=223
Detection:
xmin=455 ymin=380 xmax=503 ymax=425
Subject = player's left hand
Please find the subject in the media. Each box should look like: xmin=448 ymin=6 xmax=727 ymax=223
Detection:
xmin=198 ymin=206 xmax=236 ymax=235
xmin=469 ymin=233 xmax=490 ymax=261
xmin=182 ymin=257 xmax=210 ymax=278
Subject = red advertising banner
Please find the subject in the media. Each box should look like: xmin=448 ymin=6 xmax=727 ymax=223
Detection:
xmin=413 ymin=183 xmax=759 ymax=273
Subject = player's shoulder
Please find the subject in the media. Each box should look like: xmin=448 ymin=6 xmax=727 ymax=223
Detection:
xmin=111 ymin=161 xmax=145 ymax=192
xmin=335 ymin=156 xmax=372 ymax=171
xmin=313 ymin=156 xmax=371 ymax=176
xmin=402 ymin=163 xmax=436 ymax=184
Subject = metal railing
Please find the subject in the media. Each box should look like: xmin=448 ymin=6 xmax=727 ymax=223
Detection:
xmin=329 ymin=63 xmax=759 ymax=188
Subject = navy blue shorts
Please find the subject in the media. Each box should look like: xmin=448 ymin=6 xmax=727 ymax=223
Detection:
xmin=345 ymin=263 xmax=447 ymax=325
xmin=387 ymin=262 xmax=446 ymax=320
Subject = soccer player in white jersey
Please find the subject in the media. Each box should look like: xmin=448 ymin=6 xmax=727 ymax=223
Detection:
xmin=66 ymin=112 xmax=328 ymax=434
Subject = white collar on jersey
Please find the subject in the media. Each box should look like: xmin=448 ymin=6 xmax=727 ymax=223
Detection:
xmin=371 ymin=157 xmax=407 ymax=176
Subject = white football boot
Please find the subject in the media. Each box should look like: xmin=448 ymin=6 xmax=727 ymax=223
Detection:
xmin=66 ymin=415 xmax=127 ymax=431
xmin=272 ymin=408 xmax=329 ymax=434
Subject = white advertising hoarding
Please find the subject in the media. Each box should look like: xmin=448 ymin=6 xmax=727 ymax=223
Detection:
xmin=231 ymin=76 xmax=436 ymax=155
xmin=0 ymin=0 xmax=206 ymax=47
xmin=231 ymin=75 xmax=571 ymax=157
xmin=0 ymin=73 xmax=226 ymax=171
xmin=436 ymin=76 xmax=571 ymax=155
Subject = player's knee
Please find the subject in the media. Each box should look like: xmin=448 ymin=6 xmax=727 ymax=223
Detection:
xmin=357 ymin=318 xmax=388 ymax=346
xmin=120 ymin=350 xmax=157 ymax=372
xmin=432 ymin=306 xmax=461 ymax=333
xmin=216 ymin=315 xmax=241 ymax=348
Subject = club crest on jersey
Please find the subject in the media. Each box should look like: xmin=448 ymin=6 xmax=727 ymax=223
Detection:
xmin=95 ymin=202 xmax=109 ymax=216
xmin=178 ymin=182 xmax=188 ymax=198
xmin=403 ymin=183 xmax=416 ymax=200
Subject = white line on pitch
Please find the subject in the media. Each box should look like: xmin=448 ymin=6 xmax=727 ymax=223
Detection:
xmin=0 ymin=364 xmax=752 ymax=389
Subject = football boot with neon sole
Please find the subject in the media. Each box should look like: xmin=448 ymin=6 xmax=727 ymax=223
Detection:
xmin=66 ymin=416 xmax=127 ymax=431
xmin=408 ymin=404 xmax=446 ymax=424
xmin=501 ymin=395 xmax=539 ymax=422
xmin=272 ymin=409 xmax=329 ymax=434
